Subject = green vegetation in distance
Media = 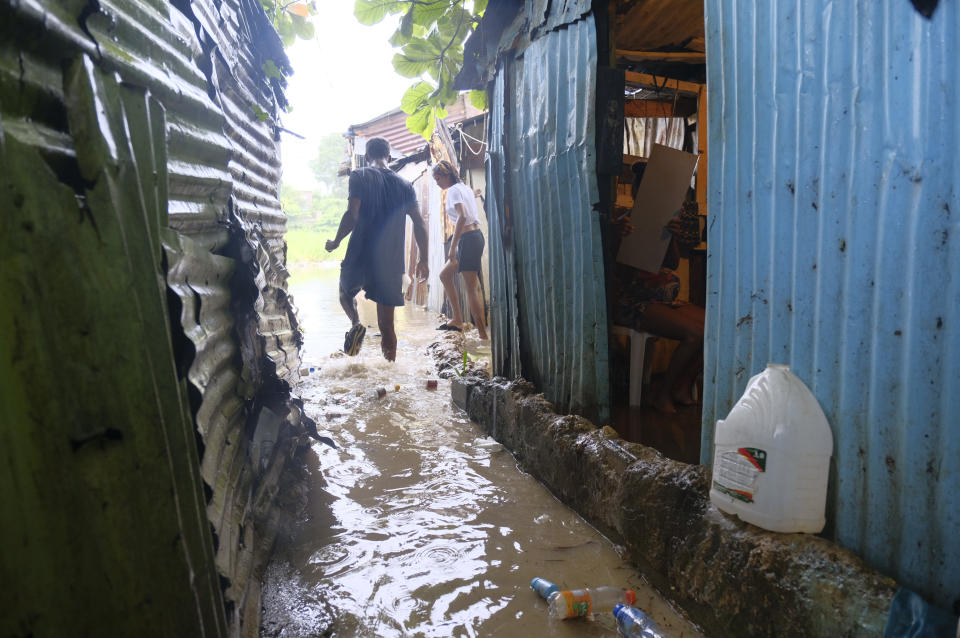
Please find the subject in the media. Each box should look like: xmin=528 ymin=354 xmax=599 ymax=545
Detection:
xmin=284 ymin=134 xmax=351 ymax=266
xmin=354 ymin=0 xmax=489 ymax=139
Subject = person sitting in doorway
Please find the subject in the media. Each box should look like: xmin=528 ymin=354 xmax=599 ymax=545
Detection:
xmin=612 ymin=163 xmax=704 ymax=414
xmin=432 ymin=160 xmax=489 ymax=340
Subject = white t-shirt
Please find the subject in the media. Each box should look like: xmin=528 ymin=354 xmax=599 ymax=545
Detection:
xmin=444 ymin=182 xmax=481 ymax=227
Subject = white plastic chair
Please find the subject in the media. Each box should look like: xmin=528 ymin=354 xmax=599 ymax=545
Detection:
xmin=610 ymin=325 xmax=656 ymax=407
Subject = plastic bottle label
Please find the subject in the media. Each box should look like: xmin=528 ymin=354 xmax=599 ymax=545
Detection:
xmin=713 ymin=447 xmax=767 ymax=503
xmin=558 ymin=590 xmax=591 ymax=618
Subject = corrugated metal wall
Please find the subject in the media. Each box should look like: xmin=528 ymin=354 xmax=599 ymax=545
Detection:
xmin=486 ymin=11 xmax=609 ymax=422
xmin=703 ymin=0 xmax=960 ymax=610
xmin=1 ymin=0 xmax=309 ymax=633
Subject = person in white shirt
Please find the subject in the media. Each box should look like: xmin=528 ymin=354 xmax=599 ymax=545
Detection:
xmin=431 ymin=160 xmax=488 ymax=340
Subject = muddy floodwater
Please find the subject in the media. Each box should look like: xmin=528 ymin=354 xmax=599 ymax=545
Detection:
xmin=261 ymin=267 xmax=703 ymax=638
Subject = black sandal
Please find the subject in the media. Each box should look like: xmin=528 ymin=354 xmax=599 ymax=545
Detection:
xmin=437 ymin=323 xmax=463 ymax=332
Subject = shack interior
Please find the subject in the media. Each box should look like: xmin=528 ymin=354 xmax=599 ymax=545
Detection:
xmin=607 ymin=0 xmax=708 ymax=464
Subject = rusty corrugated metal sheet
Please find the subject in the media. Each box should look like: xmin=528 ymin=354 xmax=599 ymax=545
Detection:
xmin=703 ymin=0 xmax=960 ymax=610
xmin=486 ymin=11 xmax=609 ymax=422
xmin=615 ymin=0 xmax=705 ymax=52
xmin=349 ymin=93 xmax=484 ymax=156
xmin=0 ymin=0 xmax=310 ymax=633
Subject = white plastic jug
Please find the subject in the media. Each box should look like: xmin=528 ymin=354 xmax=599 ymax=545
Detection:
xmin=710 ymin=363 xmax=833 ymax=533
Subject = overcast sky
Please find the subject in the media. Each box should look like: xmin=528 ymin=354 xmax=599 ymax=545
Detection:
xmin=279 ymin=3 xmax=409 ymax=190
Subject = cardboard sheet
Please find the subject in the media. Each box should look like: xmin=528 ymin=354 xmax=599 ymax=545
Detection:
xmin=616 ymin=144 xmax=699 ymax=273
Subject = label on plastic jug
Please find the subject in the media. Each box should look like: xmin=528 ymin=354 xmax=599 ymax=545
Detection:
xmin=713 ymin=447 xmax=767 ymax=503
xmin=557 ymin=590 xmax=591 ymax=617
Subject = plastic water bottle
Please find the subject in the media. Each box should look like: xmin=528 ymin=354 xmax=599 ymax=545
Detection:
xmin=530 ymin=577 xmax=559 ymax=600
xmin=546 ymin=587 xmax=636 ymax=619
xmin=613 ymin=604 xmax=664 ymax=637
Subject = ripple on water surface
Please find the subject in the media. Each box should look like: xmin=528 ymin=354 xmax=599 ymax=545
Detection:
xmin=264 ymin=283 xmax=703 ymax=638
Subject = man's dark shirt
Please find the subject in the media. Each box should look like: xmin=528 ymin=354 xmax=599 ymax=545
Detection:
xmin=342 ymin=166 xmax=416 ymax=284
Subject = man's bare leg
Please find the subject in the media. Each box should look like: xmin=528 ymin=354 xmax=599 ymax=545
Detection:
xmin=339 ymin=287 xmax=360 ymax=326
xmin=377 ymin=304 xmax=397 ymax=361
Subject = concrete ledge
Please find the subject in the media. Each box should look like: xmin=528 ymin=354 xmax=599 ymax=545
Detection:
xmin=450 ymin=373 xmax=897 ymax=637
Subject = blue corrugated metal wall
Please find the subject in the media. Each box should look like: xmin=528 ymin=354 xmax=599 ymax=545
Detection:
xmin=703 ymin=0 xmax=960 ymax=609
xmin=486 ymin=13 xmax=609 ymax=422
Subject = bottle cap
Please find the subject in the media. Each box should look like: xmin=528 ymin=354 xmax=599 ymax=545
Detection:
xmin=625 ymin=589 xmax=637 ymax=605
xmin=613 ymin=603 xmax=625 ymax=618
xmin=530 ymin=577 xmax=559 ymax=599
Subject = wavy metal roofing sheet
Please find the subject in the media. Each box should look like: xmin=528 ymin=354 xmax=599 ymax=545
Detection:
xmin=1 ymin=0 xmax=306 ymax=631
xmin=487 ymin=13 xmax=609 ymax=422
xmin=703 ymin=0 xmax=960 ymax=610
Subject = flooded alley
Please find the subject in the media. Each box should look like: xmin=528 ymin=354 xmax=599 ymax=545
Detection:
xmin=260 ymin=269 xmax=703 ymax=637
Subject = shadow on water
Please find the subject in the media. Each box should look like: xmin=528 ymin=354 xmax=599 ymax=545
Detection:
xmin=261 ymin=266 xmax=703 ymax=637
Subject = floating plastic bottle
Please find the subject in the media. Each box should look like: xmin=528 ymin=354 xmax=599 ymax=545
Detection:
xmin=530 ymin=577 xmax=559 ymax=600
xmin=710 ymin=363 xmax=833 ymax=533
xmin=613 ymin=604 xmax=664 ymax=638
xmin=546 ymin=587 xmax=636 ymax=619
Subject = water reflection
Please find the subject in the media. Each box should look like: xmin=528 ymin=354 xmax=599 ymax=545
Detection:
xmin=263 ymin=268 xmax=701 ymax=637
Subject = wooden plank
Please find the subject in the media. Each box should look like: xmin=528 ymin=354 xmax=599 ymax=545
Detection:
xmin=696 ymin=85 xmax=708 ymax=219
xmin=625 ymin=70 xmax=702 ymax=94
xmin=624 ymin=99 xmax=676 ymax=118
xmin=616 ymin=49 xmax=706 ymax=63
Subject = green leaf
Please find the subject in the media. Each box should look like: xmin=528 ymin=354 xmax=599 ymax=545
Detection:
xmin=473 ymin=0 xmax=488 ymax=15
xmin=392 ymin=40 xmax=441 ymax=77
xmin=405 ymin=105 xmax=432 ymax=136
xmin=251 ymin=104 xmax=270 ymax=122
xmin=436 ymin=5 xmax=471 ymax=39
xmin=389 ymin=29 xmax=412 ymax=46
xmin=469 ymin=89 xmax=487 ymax=110
xmin=277 ymin=16 xmax=296 ymax=46
xmin=262 ymin=59 xmax=285 ymax=80
xmin=434 ymin=104 xmax=448 ymax=119
xmin=412 ymin=0 xmax=451 ymax=26
xmin=407 ymin=37 xmax=443 ymax=57
xmin=400 ymin=6 xmax=414 ymax=36
xmin=293 ymin=16 xmax=315 ymax=39
xmin=354 ymin=0 xmax=401 ymax=25
xmin=401 ymin=81 xmax=433 ymax=114
xmin=392 ymin=52 xmax=435 ymax=78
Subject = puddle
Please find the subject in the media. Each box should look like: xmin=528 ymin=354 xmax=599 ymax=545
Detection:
xmin=262 ymin=270 xmax=703 ymax=637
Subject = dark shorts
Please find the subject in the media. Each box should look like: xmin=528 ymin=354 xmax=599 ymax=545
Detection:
xmin=457 ymin=229 xmax=485 ymax=273
xmin=340 ymin=262 xmax=404 ymax=307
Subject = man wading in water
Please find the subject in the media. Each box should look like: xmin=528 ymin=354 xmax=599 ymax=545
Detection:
xmin=326 ymin=137 xmax=429 ymax=361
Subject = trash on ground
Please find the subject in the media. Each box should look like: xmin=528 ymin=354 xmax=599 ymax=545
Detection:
xmin=613 ymin=604 xmax=664 ymax=637
xmin=547 ymin=586 xmax=636 ymax=619
xmin=530 ymin=577 xmax=559 ymax=600
xmin=426 ymin=379 xmax=438 ymax=389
